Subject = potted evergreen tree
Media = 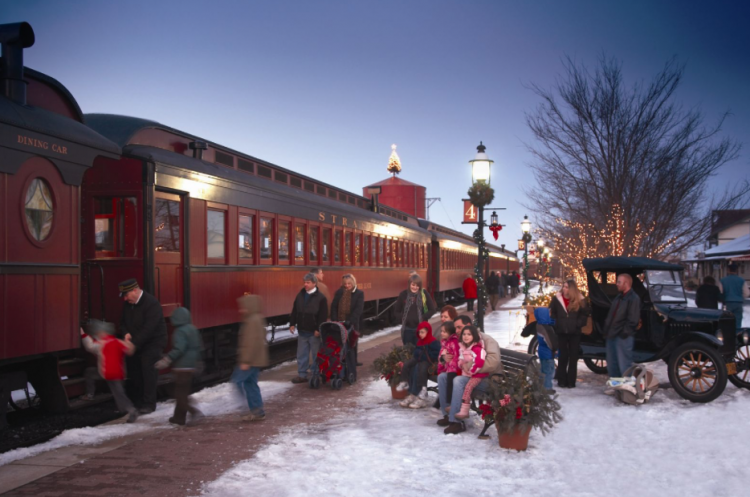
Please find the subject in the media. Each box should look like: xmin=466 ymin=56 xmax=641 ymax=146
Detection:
xmin=481 ymin=366 xmax=562 ymax=450
xmin=373 ymin=344 xmax=414 ymax=399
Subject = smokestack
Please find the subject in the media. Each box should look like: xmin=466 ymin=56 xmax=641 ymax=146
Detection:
xmin=189 ymin=141 xmax=207 ymax=160
xmin=0 ymin=22 xmax=35 ymax=105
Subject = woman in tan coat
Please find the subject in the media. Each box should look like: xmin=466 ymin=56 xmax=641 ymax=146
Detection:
xmin=232 ymin=295 xmax=270 ymax=421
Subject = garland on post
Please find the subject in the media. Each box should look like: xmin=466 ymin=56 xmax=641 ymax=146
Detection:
xmin=472 ymin=227 xmax=491 ymax=329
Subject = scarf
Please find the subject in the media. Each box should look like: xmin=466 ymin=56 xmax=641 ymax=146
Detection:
xmin=401 ymin=290 xmax=424 ymax=328
xmin=338 ymin=288 xmax=352 ymax=322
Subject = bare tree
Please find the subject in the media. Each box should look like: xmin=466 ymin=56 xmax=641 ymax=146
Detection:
xmin=525 ymin=55 xmax=745 ymax=262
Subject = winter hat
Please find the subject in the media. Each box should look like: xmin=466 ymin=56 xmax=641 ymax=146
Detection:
xmin=416 ymin=321 xmax=436 ymax=346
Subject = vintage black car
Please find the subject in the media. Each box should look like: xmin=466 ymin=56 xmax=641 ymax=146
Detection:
xmin=528 ymin=256 xmax=749 ymax=403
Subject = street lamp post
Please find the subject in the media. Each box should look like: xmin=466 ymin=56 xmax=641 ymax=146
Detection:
xmin=521 ymin=215 xmax=532 ymax=304
xmin=468 ymin=142 xmax=494 ymax=331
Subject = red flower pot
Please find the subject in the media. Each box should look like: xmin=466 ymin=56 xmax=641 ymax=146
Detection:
xmin=391 ymin=385 xmax=409 ymax=400
xmin=498 ymin=424 xmax=532 ymax=451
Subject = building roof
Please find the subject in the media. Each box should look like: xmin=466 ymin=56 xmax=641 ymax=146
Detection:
xmin=710 ymin=209 xmax=750 ymax=237
xmin=368 ymin=176 xmax=424 ymax=188
xmin=704 ymin=233 xmax=750 ymax=257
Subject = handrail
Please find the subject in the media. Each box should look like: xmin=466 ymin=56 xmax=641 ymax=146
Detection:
xmin=154 ymin=265 xmax=161 ymax=301
xmin=85 ymin=262 xmax=106 ymax=321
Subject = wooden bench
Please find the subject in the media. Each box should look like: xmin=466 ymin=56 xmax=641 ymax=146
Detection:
xmin=428 ymin=347 xmax=539 ymax=439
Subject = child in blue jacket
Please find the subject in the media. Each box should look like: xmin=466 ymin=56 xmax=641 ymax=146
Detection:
xmin=533 ymin=307 xmax=558 ymax=392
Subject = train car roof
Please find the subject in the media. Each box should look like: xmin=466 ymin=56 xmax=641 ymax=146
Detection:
xmin=121 ymin=143 xmax=431 ymax=239
xmin=417 ymin=219 xmax=515 ymax=257
xmin=84 ymin=113 xmax=419 ymax=227
xmin=1 ymin=67 xmax=120 ymax=155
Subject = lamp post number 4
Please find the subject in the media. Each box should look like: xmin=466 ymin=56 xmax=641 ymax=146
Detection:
xmin=463 ymin=200 xmax=478 ymax=223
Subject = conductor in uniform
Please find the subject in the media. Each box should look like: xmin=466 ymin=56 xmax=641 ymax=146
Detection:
xmin=118 ymin=279 xmax=167 ymax=413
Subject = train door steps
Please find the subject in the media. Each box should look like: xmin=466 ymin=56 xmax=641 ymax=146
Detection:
xmin=57 ymin=358 xmax=88 ymax=378
xmin=68 ymin=392 xmax=114 ymax=410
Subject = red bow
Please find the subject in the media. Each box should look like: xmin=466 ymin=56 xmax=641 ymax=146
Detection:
xmin=489 ymin=224 xmax=503 ymax=240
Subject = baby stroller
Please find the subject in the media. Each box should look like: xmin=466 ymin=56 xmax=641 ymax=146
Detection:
xmin=309 ymin=321 xmax=357 ymax=390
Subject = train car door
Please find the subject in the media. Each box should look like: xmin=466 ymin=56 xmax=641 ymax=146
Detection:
xmin=153 ymin=191 xmax=184 ymax=317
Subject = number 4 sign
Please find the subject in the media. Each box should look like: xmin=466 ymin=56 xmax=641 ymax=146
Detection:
xmin=463 ymin=200 xmax=478 ymax=224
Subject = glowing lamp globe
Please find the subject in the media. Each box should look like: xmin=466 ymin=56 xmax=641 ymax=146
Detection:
xmin=470 ymin=142 xmax=493 ymax=184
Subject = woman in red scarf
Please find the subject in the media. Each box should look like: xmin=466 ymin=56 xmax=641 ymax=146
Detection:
xmin=549 ymin=278 xmax=589 ymax=388
xmin=395 ymin=321 xmax=440 ymax=408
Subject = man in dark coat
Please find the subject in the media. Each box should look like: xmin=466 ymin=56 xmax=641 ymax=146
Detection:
xmin=486 ymin=271 xmax=500 ymax=310
xmin=603 ymin=273 xmax=641 ymax=382
xmin=695 ymin=276 xmax=721 ymax=309
xmin=289 ymin=273 xmax=328 ymax=383
xmin=118 ymin=278 xmax=167 ymax=413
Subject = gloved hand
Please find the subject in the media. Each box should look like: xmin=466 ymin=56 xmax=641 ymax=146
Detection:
xmin=154 ymin=356 xmax=172 ymax=370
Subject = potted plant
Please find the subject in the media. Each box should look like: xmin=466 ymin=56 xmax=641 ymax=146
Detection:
xmin=480 ymin=366 xmax=562 ymax=451
xmin=373 ymin=344 xmax=414 ymax=399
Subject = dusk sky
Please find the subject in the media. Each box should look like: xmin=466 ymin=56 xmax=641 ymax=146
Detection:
xmin=3 ymin=0 xmax=748 ymax=251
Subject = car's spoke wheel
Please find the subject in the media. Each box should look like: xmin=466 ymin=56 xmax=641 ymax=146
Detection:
xmin=583 ymin=357 xmax=608 ymax=375
xmin=728 ymin=344 xmax=750 ymax=389
xmin=668 ymin=342 xmax=727 ymax=403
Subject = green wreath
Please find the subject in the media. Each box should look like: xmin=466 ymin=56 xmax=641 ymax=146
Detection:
xmin=467 ymin=181 xmax=495 ymax=207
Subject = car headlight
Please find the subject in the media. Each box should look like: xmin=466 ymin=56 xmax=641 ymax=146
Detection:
xmin=742 ymin=331 xmax=749 ymax=345
xmin=716 ymin=330 xmax=724 ymax=343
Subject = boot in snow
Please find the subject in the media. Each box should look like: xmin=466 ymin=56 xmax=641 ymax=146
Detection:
xmin=399 ymin=394 xmax=416 ymax=408
xmin=454 ymin=402 xmax=471 ymax=419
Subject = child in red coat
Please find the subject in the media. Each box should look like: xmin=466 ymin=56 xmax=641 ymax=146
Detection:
xmin=455 ymin=325 xmax=488 ymax=419
xmin=81 ymin=320 xmax=138 ymax=423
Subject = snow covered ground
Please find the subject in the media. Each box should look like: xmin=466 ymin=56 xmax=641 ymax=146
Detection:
xmin=0 ymin=380 xmax=292 ymax=467
xmin=201 ymin=286 xmax=750 ymax=497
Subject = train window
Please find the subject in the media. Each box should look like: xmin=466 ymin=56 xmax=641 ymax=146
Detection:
xmin=399 ymin=242 xmax=405 ymax=267
xmin=94 ymin=196 xmax=137 ymax=257
xmin=378 ymin=237 xmax=384 ymax=266
xmin=363 ymin=235 xmax=369 ymax=265
xmin=25 ymin=178 xmax=55 ymax=242
xmin=355 ymin=234 xmax=362 ymax=265
xmin=386 ymin=239 xmax=392 ymax=266
xmin=322 ymin=227 xmax=331 ymax=263
xmin=154 ymin=198 xmax=180 ymax=253
xmin=309 ymin=226 xmax=319 ymax=262
xmin=334 ymin=230 xmax=341 ymax=264
xmin=368 ymin=236 xmax=375 ymax=266
xmin=207 ymin=210 xmax=226 ymax=262
xmin=260 ymin=217 xmax=273 ymax=262
xmin=294 ymin=224 xmax=305 ymax=263
xmin=278 ymin=221 xmax=290 ymax=262
xmin=344 ymin=232 xmax=352 ymax=264
xmin=239 ymin=214 xmax=253 ymax=260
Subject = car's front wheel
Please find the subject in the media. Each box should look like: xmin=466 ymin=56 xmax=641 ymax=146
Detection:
xmin=728 ymin=343 xmax=750 ymax=389
xmin=668 ymin=342 xmax=727 ymax=403
xmin=583 ymin=357 xmax=608 ymax=375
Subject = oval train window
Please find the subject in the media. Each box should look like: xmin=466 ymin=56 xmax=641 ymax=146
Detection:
xmin=25 ymin=178 xmax=54 ymax=241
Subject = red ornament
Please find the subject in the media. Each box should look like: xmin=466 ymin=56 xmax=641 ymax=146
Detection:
xmin=489 ymin=224 xmax=503 ymax=241
xmin=516 ymin=407 xmax=523 ymax=419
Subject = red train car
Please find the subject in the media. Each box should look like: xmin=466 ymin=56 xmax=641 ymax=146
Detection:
xmin=418 ymin=220 xmax=519 ymax=303
xmin=0 ymin=23 xmax=120 ymax=426
xmin=81 ymin=114 xmax=434 ymax=380
xmin=1 ymin=22 xmax=520 ymax=428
